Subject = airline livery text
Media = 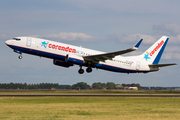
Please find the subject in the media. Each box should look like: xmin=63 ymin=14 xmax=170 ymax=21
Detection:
xmin=149 ymin=40 xmax=164 ymax=56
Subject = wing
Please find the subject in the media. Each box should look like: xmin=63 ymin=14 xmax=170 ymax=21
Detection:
xmin=83 ymin=39 xmax=143 ymax=63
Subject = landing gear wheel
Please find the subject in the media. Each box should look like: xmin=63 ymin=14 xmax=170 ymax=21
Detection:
xmin=86 ymin=67 xmax=92 ymax=73
xmin=78 ymin=69 xmax=84 ymax=74
xmin=18 ymin=55 xmax=22 ymax=59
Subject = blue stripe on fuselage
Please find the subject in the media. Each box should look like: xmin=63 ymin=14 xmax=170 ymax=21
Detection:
xmin=95 ymin=63 xmax=152 ymax=73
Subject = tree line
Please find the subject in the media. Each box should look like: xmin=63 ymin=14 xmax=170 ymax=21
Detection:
xmin=0 ymin=82 xmax=142 ymax=90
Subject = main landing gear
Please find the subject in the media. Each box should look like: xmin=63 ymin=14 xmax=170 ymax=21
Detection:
xmin=86 ymin=67 xmax=92 ymax=73
xmin=78 ymin=67 xmax=84 ymax=74
xmin=78 ymin=66 xmax=92 ymax=74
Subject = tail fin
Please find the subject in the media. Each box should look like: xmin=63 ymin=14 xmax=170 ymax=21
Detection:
xmin=141 ymin=36 xmax=169 ymax=64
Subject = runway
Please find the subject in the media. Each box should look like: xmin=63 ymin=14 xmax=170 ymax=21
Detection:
xmin=0 ymin=95 xmax=180 ymax=97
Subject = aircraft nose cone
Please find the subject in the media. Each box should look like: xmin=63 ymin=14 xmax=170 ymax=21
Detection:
xmin=5 ymin=40 xmax=11 ymax=45
xmin=5 ymin=41 xmax=8 ymax=45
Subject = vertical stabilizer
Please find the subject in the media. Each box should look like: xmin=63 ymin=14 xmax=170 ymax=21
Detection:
xmin=141 ymin=36 xmax=169 ymax=64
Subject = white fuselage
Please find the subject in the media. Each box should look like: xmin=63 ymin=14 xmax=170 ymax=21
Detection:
xmin=5 ymin=37 xmax=157 ymax=74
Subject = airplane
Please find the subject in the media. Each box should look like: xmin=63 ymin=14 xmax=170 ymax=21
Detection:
xmin=5 ymin=36 xmax=176 ymax=74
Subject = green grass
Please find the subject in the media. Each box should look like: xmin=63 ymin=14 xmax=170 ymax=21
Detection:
xmin=0 ymin=97 xmax=180 ymax=120
xmin=0 ymin=89 xmax=180 ymax=95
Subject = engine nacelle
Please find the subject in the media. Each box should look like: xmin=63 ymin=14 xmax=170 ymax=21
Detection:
xmin=53 ymin=59 xmax=73 ymax=68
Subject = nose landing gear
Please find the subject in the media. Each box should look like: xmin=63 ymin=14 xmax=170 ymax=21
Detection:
xmin=18 ymin=54 xmax=22 ymax=59
xmin=14 ymin=50 xmax=22 ymax=59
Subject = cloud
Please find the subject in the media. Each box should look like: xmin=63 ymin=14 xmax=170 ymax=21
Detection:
xmin=168 ymin=35 xmax=180 ymax=44
xmin=163 ymin=46 xmax=180 ymax=60
xmin=31 ymin=32 xmax=94 ymax=42
xmin=107 ymin=34 xmax=159 ymax=44
xmin=162 ymin=53 xmax=180 ymax=60
xmin=124 ymin=51 xmax=143 ymax=56
xmin=107 ymin=32 xmax=180 ymax=45
xmin=165 ymin=46 xmax=179 ymax=53
xmin=152 ymin=24 xmax=180 ymax=36
xmin=0 ymin=33 xmax=9 ymax=40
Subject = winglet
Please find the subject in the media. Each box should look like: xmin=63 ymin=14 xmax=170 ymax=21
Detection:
xmin=134 ymin=39 xmax=143 ymax=49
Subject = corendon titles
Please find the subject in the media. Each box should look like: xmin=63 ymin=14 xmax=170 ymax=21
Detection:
xmin=149 ymin=40 xmax=164 ymax=56
xmin=49 ymin=43 xmax=76 ymax=53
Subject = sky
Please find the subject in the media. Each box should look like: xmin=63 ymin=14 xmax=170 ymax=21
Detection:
xmin=0 ymin=0 xmax=179 ymax=87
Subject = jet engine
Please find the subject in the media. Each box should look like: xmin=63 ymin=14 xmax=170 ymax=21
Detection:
xmin=53 ymin=59 xmax=73 ymax=68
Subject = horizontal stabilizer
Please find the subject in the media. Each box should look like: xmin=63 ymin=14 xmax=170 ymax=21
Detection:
xmin=149 ymin=63 xmax=177 ymax=68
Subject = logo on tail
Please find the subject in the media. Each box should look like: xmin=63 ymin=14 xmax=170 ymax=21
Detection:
xmin=144 ymin=51 xmax=151 ymax=61
xmin=149 ymin=40 xmax=164 ymax=56
xmin=144 ymin=40 xmax=164 ymax=61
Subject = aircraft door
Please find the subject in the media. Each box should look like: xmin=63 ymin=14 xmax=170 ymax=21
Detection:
xmin=26 ymin=38 xmax=32 ymax=47
xmin=136 ymin=61 xmax=140 ymax=70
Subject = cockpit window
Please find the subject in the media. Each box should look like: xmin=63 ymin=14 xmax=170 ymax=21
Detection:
xmin=13 ymin=38 xmax=21 ymax=41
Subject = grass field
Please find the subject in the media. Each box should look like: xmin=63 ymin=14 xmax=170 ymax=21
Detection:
xmin=0 ymin=89 xmax=180 ymax=95
xmin=0 ymin=97 xmax=180 ymax=120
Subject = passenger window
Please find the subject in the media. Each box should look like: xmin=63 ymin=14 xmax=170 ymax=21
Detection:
xmin=81 ymin=51 xmax=84 ymax=55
